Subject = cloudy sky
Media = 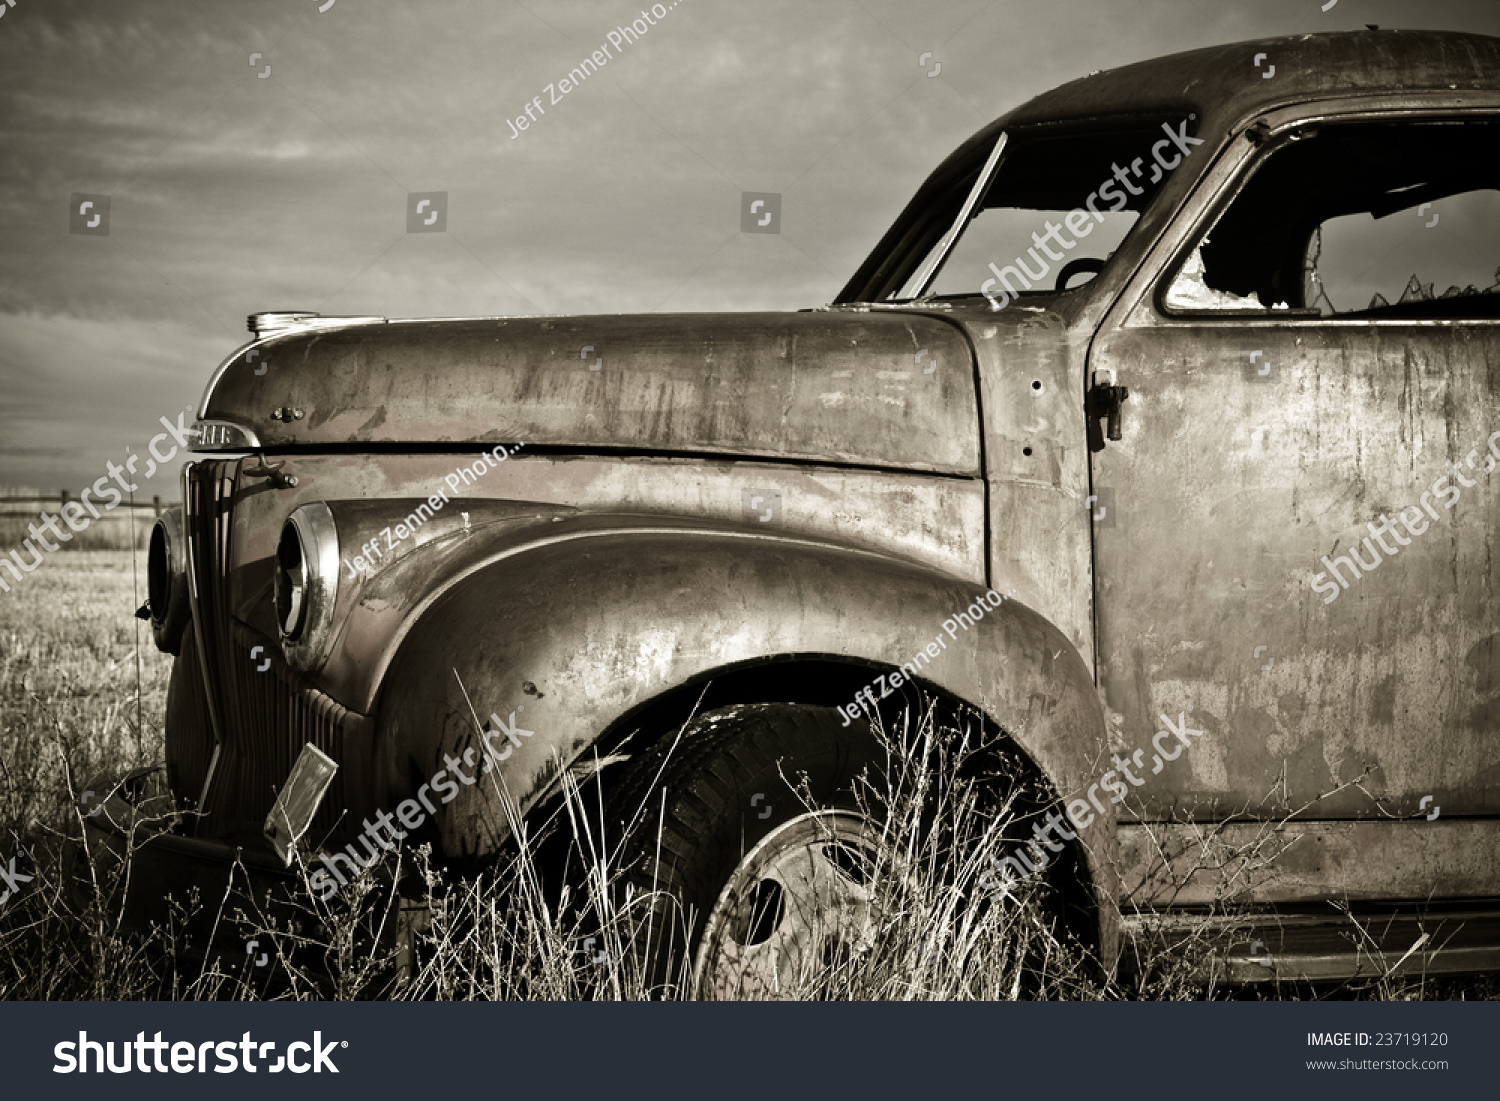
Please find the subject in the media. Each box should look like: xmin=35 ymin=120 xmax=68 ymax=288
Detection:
xmin=1 ymin=0 xmax=1497 ymax=494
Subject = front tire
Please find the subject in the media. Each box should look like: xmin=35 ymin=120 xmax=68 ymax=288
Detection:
xmin=602 ymin=703 xmax=885 ymax=998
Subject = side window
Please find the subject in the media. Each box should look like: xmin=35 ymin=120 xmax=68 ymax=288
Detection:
xmin=1163 ymin=118 xmax=1500 ymax=319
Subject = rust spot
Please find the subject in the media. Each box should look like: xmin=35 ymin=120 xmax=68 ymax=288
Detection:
xmin=1465 ymin=632 xmax=1499 ymax=698
xmin=1368 ymin=673 xmax=1397 ymax=725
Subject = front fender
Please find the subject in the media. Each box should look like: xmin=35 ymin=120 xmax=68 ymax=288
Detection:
xmin=370 ymin=516 xmax=1116 ymax=949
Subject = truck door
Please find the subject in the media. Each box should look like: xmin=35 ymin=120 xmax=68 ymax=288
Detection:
xmin=1088 ymin=110 xmax=1500 ymax=832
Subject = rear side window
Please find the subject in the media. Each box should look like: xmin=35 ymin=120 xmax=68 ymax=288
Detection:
xmin=1163 ymin=118 xmax=1500 ymax=319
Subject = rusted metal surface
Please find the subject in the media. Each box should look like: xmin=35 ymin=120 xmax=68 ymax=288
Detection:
xmin=953 ymin=300 xmax=1097 ymax=667
xmin=823 ymin=299 xmax=1098 ymax=666
xmin=370 ymin=520 xmax=1116 ymax=950
xmin=219 ymin=452 xmax=988 ymax=709
xmin=1088 ymin=96 xmax=1500 ymax=824
xmin=1092 ymin=314 xmax=1500 ymax=819
xmin=200 ymin=312 xmax=980 ymax=475
xmin=1010 ymin=30 xmax=1500 ymax=132
xmin=203 ymin=448 xmax=1112 ymax=927
xmin=1118 ymin=821 xmax=1500 ymax=907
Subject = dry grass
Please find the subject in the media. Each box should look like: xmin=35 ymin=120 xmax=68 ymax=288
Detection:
xmin=0 ymin=550 xmax=1495 ymax=1001
xmin=0 ymin=549 xmax=171 ymax=998
xmin=0 ymin=549 xmax=168 ymax=814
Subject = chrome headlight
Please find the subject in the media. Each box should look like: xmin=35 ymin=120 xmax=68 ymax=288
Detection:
xmin=146 ymin=507 xmax=190 ymax=655
xmin=275 ymin=502 xmax=340 ymax=671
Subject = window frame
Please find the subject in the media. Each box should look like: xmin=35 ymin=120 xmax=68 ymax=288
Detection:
xmin=836 ymin=111 xmax=1200 ymax=306
xmin=1114 ymin=95 xmax=1500 ymax=332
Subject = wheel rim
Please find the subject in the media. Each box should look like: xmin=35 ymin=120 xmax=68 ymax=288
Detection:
xmin=693 ymin=810 xmax=881 ymax=1000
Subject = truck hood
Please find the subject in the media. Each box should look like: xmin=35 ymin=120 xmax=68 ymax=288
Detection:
xmin=200 ymin=310 xmax=980 ymax=475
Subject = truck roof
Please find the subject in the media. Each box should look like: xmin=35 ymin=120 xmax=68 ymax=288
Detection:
xmin=1012 ymin=29 xmax=1500 ymax=130
xmin=932 ymin=30 xmax=1500 ymax=174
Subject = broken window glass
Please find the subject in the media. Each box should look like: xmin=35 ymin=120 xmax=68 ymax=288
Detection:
xmin=1164 ymin=118 xmax=1500 ymax=319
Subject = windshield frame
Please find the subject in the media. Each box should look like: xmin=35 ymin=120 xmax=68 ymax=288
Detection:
xmin=896 ymin=132 xmax=1009 ymax=301
xmin=835 ymin=113 xmax=1200 ymax=307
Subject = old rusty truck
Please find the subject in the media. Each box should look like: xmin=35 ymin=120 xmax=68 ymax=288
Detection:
xmin=89 ymin=28 xmax=1500 ymax=994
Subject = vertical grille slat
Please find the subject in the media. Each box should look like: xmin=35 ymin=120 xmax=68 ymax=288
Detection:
xmin=163 ymin=619 xmax=212 ymax=805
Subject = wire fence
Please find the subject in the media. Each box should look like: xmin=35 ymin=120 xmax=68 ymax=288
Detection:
xmin=0 ymin=488 xmax=175 ymax=551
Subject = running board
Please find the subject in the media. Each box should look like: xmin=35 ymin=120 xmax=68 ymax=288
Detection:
xmin=1121 ymin=904 xmax=1500 ymax=983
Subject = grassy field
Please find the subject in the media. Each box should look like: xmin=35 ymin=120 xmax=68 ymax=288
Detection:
xmin=0 ymin=549 xmax=170 ymax=819
xmin=0 ymin=551 xmax=1494 ymax=1001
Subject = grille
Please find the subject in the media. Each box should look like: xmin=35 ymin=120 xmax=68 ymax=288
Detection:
xmin=179 ymin=462 xmax=370 ymax=844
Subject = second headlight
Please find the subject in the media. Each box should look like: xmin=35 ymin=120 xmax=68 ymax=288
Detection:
xmin=275 ymin=501 xmax=340 ymax=671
